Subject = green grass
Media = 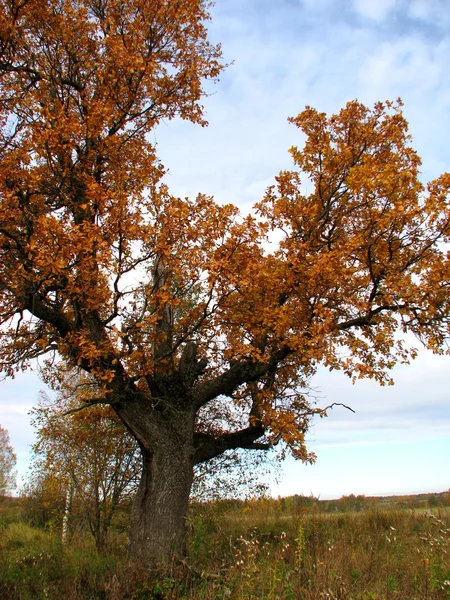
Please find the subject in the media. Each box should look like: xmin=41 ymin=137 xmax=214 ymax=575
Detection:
xmin=1 ymin=498 xmax=449 ymax=599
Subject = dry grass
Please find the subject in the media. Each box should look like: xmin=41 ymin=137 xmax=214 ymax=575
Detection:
xmin=0 ymin=497 xmax=449 ymax=599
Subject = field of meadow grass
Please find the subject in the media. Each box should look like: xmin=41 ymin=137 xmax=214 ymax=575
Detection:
xmin=0 ymin=494 xmax=449 ymax=599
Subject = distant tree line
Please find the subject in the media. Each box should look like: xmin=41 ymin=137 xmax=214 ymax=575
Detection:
xmin=197 ymin=492 xmax=450 ymax=518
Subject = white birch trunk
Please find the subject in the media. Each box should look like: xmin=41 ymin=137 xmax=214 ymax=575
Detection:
xmin=62 ymin=483 xmax=73 ymax=545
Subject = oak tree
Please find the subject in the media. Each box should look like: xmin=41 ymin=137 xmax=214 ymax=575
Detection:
xmin=1 ymin=0 xmax=450 ymax=563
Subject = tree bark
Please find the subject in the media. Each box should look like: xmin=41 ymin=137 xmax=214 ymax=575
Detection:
xmin=111 ymin=376 xmax=268 ymax=565
xmin=61 ymin=481 xmax=74 ymax=545
xmin=127 ymin=423 xmax=194 ymax=564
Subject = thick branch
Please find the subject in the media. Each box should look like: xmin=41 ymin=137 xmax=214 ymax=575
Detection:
xmin=336 ymin=304 xmax=406 ymax=331
xmin=21 ymin=291 xmax=74 ymax=337
xmin=192 ymin=346 xmax=291 ymax=410
xmin=178 ymin=341 xmax=207 ymax=386
xmin=193 ymin=423 xmax=269 ymax=464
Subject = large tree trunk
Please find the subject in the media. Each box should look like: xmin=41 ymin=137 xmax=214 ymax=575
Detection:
xmin=128 ymin=430 xmax=194 ymax=564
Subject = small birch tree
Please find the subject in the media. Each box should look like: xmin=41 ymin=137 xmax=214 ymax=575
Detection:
xmin=0 ymin=425 xmax=17 ymax=496
xmin=30 ymin=383 xmax=140 ymax=549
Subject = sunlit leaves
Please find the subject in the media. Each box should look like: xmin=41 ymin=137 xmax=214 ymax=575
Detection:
xmin=255 ymin=100 xmax=450 ymax=389
xmin=0 ymin=0 xmax=225 ymax=378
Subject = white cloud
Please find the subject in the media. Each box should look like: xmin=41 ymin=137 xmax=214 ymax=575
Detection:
xmin=408 ymin=0 xmax=450 ymax=26
xmin=310 ymin=349 xmax=450 ymax=436
xmin=409 ymin=0 xmax=430 ymax=20
xmin=353 ymin=0 xmax=396 ymax=21
xmin=359 ymin=36 xmax=442 ymax=97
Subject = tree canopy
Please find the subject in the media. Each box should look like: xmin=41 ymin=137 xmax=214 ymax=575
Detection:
xmin=1 ymin=0 xmax=449 ymax=562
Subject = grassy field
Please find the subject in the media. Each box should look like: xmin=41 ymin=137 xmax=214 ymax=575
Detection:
xmin=0 ymin=496 xmax=449 ymax=599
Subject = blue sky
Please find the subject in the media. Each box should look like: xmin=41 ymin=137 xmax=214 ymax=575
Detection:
xmin=1 ymin=0 xmax=449 ymax=499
